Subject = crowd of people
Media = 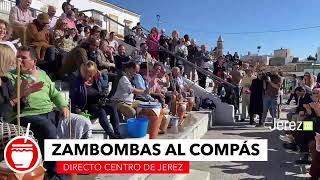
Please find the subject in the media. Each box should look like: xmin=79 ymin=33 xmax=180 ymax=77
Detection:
xmin=0 ymin=0 xmax=199 ymax=179
xmin=0 ymin=0 xmax=319 ymax=179
xmin=236 ymin=66 xmax=320 ymax=179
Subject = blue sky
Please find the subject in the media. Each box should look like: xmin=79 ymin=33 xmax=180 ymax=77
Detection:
xmin=107 ymin=0 xmax=320 ymax=58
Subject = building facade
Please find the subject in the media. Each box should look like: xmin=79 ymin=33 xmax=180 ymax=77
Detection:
xmin=241 ymin=53 xmax=270 ymax=66
xmin=271 ymin=48 xmax=294 ymax=65
xmin=0 ymin=0 xmax=140 ymax=37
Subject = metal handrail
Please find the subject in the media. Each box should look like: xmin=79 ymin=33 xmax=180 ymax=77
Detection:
xmin=80 ymin=9 xmax=235 ymax=88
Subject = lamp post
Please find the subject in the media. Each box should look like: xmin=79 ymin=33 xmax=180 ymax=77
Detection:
xmin=156 ymin=14 xmax=160 ymax=29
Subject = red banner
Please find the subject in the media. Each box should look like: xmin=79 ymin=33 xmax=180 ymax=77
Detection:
xmin=57 ymin=161 xmax=190 ymax=174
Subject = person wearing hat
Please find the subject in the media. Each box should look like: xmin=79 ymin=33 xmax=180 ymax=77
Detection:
xmin=26 ymin=12 xmax=55 ymax=71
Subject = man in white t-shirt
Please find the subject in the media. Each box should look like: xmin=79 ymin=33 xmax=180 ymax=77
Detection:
xmin=109 ymin=32 xmax=119 ymax=50
xmin=111 ymin=61 xmax=149 ymax=120
xmin=48 ymin=6 xmax=58 ymax=32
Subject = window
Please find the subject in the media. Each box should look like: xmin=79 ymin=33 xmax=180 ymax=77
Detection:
xmin=109 ymin=14 xmax=118 ymax=33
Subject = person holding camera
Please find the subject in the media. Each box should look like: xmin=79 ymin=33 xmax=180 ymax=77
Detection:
xmin=261 ymin=71 xmax=282 ymax=126
xmin=69 ymin=61 xmax=122 ymax=139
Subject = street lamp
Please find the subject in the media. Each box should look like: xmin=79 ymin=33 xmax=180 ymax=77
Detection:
xmin=156 ymin=15 xmax=160 ymax=28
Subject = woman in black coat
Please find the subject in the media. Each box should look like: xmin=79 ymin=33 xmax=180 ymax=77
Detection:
xmin=249 ymin=72 xmax=264 ymax=125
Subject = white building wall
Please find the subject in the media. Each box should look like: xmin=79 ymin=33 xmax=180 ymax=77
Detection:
xmin=274 ymin=48 xmax=291 ymax=58
xmin=29 ymin=0 xmax=140 ymax=34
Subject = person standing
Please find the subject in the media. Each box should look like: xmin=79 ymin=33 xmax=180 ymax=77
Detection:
xmin=286 ymin=74 xmax=299 ymax=105
xmin=108 ymin=32 xmax=119 ymax=50
xmin=261 ymin=72 xmax=282 ymax=126
xmin=187 ymin=39 xmax=198 ymax=81
xmin=47 ymin=5 xmax=58 ymax=32
xmin=168 ymin=30 xmax=179 ymax=68
xmin=229 ymin=64 xmax=244 ymax=114
xmin=147 ymin=27 xmax=160 ymax=60
xmin=301 ymin=72 xmax=315 ymax=94
xmin=240 ymin=68 xmax=255 ymax=121
xmin=195 ymin=44 xmax=211 ymax=88
xmin=175 ymin=38 xmax=188 ymax=72
xmin=249 ymin=71 xmax=264 ymax=125
xmin=213 ymin=56 xmax=226 ymax=94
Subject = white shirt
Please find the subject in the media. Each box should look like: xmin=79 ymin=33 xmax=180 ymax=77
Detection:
xmin=111 ymin=76 xmax=134 ymax=104
xmin=175 ymin=76 xmax=187 ymax=91
xmin=109 ymin=39 xmax=119 ymax=50
xmin=49 ymin=16 xmax=58 ymax=32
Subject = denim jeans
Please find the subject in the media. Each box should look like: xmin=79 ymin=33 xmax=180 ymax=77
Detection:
xmin=88 ymin=103 xmax=121 ymax=136
xmin=261 ymin=95 xmax=278 ymax=124
xmin=45 ymin=46 xmax=55 ymax=63
xmin=99 ymin=104 xmax=121 ymax=136
xmin=21 ymin=111 xmax=59 ymax=177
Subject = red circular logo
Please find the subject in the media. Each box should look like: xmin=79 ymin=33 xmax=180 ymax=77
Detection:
xmin=4 ymin=136 xmax=41 ymax=173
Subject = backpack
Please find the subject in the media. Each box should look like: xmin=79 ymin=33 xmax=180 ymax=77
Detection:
xmin=201 ymin=98 xmax=216 ymax=110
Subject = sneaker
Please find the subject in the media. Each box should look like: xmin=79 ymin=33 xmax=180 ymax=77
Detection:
xmin=114 ymin=134 xmax=124 ymax=139
xmin=295 ymin=154 xmax=312 ymax=165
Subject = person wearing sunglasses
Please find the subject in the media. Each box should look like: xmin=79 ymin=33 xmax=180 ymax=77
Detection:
xmin=26 ymin=13 xmax=55 ymax=73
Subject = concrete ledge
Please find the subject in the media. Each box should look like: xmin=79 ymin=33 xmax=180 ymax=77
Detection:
xmin=90 ymin=111 xmax=211 ymax=140
xmin=158 ymin=111 xmax=210 ymax=139
xmin=183 ymin=78 xmax=234 ymax=125
xmin=80 ymin=111 xmax=211 ymax=180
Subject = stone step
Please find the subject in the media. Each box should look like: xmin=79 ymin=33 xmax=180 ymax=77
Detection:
xmin=90 ymin=111 xmax=211 ymax=140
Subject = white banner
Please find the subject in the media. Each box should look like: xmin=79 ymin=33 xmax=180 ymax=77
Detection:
xmin=44 ymin=139 xmax=268 ymax=162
